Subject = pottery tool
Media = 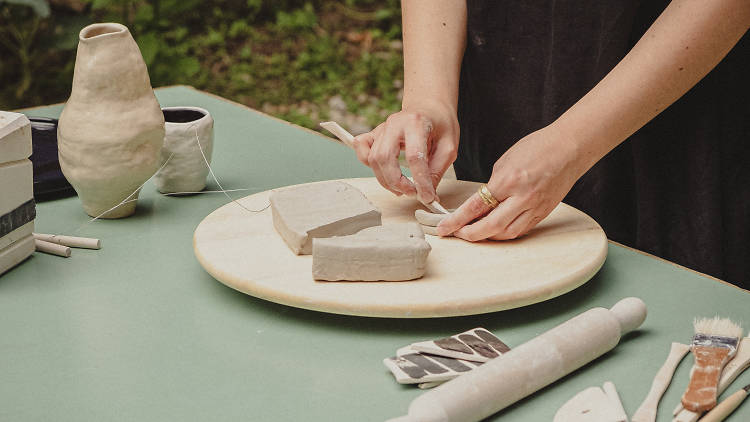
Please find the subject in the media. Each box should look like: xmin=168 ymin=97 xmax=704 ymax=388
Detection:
xmin=34 ymin=239 xmax=71 ymax=257
xmin=33 ymin=233 xmax=100 ymax=250
xmin=410 ymin=328 xmax=510 ymax=363
xmin=681 ymin=317 xmax=743 ymax=413
xmin=385 ymin=328 xmax=510 ymax=386
xmin=554 ymin=382 xmax=627 ymax=422
xmin=673 ymin=336 xmax=750 ymax=422
xmin=384 ymin=346 xmax=484 ymax=385
xmin=386 ymin=297 xmax=647 ymax=422
xmin=631 ymin=342 xmax=691 ymax=422
xmin=319 ymin=121 xmax=449 ymax=214
xmin=697 ymin=383 xmax=749 ymax=422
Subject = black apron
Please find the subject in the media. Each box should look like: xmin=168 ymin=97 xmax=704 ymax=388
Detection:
xmin=455 ymin=1 xmax=750 ymax=288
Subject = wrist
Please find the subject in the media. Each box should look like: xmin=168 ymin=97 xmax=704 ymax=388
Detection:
xmin=401 ymin=95 xmax=457 ymax=117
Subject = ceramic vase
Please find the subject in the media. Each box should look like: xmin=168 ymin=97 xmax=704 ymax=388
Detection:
xmin=57 ymin=22 xmax=164 ymax=218
xmin=154 ymin=107 xmax=214 ymax=194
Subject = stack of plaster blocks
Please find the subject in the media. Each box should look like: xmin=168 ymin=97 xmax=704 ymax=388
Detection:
xmin=0 ymin=111 xmax=36 ymax=275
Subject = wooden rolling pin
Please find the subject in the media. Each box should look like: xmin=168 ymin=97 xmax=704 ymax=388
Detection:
xmin=387 ymin=297 xmax=647 ymax=422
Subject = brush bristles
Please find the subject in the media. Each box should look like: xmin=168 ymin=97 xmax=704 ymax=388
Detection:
xmin=693 ymin=316 xmax=743 ymax=338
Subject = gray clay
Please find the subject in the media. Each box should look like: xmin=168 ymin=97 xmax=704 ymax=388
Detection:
xmin=415 ymin=209 xmax=454 ymax=227
xmin=312 ymin=223 xmax=431 ymax=281
xmin=270 ymin=181 xmax=382 ymax=255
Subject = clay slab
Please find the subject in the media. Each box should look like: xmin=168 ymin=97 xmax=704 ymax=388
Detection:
xmin=0 ymin=221 xmax=34 ymax=251
xmin=270 ymin=181 xmax=381 ymax=255
xmin=0 ymin=111 xmax=32 ymax=164
xmin=193 ymin=178 xmax=608 ymax=318
xmin=313 ymin=223 xmax=430 ymax=281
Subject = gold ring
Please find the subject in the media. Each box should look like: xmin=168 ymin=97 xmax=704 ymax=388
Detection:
xmin=477 ymin=184 xmax=499 ymax=208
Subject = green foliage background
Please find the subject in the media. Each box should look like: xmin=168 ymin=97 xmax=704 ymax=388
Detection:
xmin=0 ymin=0 xmax=404 ymax=131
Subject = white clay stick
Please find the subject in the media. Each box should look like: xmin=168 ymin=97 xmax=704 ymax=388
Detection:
xmin=33 ymin=233 xmax=101 ymax=249
xmin=319 ymin=121 xmax=449 ymax=214
xmin=673 ymin=337 xmax=750 ymax=422
xmin=603 ymin=381 xmax=629 ymax=422
xmin=34 ymin=239 xmax=71 ymax=257
xmin=390 ymin=297 xmax=647 ymax=422
xmin=631 ymin=342 xmax=691 ymax=422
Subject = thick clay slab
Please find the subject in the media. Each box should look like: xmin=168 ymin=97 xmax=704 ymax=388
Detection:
xmin=312 ymin=223 xmax=431 ymax=281
xmin=0 ymin=160 xmax=34 ymax=217
xmin=270 ymin=181 xmax=381 ymax=255
xmin=0 ymin=112 xmax=32 ymax=164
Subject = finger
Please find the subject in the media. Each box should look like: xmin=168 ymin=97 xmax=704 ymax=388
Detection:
xmin=353 ymin=132 xmax=374 ymax=167
xmin=454 ymin=197 xmax=526 ymax=242
xmin=436 ymin=193 xmax=492 ymax=236
xmin=368 ymin=149 xmax=403 ymax=196
xmin=427 ymin=136 xmax=459 ymax=201
xmin=515 ymin=214 xmax=544 ymax=239
xmin=489 ymin=208 xmax=534 ymax=240
xmin=372 ymin=122 xmax=416 ymax=195
xmin=404 ymin=118 xmax=435 ymax=204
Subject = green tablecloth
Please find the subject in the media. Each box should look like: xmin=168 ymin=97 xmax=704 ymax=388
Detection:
xmin=3 ymin=86 xmax=747 ymax=421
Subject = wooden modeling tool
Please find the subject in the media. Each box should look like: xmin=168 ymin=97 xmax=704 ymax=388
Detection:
xmin=631 ymin=342 xmax=691 ymax=422
xmin=554 ymin=382 xmax=627 ymax=422
xmin=681 ymin=317 xmax=743 ymax=413
xmin=387 ymin=297 xmax=647 ymax=422
xmin=34 ymin=239 xmax=71 ymax=257
xmin=319 ymin=121 xmax=449 ymax=214
xmin=33 ymin=233 xmax=101 ymax=249
xmin=674 ymin=336 xmax=750 ymax=422
xmin=697 ymin=383 xmax=749 ymax=422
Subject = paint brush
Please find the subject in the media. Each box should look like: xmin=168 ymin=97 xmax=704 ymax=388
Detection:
xmin=320 ymin=121 xmax=449 ymax=214
xmin=697 ymin=383 xmax=750 ymax=422
xmin=681 ymin=317 xmax=743 ymax=413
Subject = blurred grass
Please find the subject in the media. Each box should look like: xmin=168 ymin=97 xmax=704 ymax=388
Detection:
xmin=0 ymin=0 xmax=404 ymax=133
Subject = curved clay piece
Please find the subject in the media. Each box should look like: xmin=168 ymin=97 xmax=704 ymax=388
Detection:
xmin=415 ymin=209 xmax=453 ymax=227
xmin=420 ymin=225 xmax=443 ymax=236
xmin=312 ymin=223 xmax=431 ymax=281
xmin=270 ymin=181 xmax=381 ymax=255
xmin=554 ymin=387 xmax=619 ymax=422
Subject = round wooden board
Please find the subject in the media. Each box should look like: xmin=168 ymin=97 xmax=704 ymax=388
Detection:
xmin=193 ymin=178 xmax=607 ymax=318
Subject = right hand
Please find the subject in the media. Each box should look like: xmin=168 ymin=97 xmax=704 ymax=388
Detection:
xmin=353 ymin=100 xmax=459 ymax=204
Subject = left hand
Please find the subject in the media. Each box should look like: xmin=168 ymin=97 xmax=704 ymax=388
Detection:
xmin=437 ymin=124 xmax=584 ymax=240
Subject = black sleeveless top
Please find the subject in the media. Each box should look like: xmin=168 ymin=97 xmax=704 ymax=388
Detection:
xmin=454 ymin=1 xmax=750 ymax=288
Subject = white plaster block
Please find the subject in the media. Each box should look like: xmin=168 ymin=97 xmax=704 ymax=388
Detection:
xmin=0 ymin=111 xmax=32 ymax=164
xmin=0 ymin=159 xmax=34 ymax=216
xmin=0 ymin=234 xmax=34 ymax=276
xmin=0 ymin=221 xmax=34 ymax=250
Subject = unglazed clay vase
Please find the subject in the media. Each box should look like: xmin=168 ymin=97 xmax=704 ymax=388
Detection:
xmin=154 ymin=107 xmax=214 ymax=194
xmin=58 ymin=23 xmax=164 ymax=218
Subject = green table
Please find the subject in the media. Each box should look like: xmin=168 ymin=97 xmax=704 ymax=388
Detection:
xmin=3 ymin=86 xmax=748 ymax=421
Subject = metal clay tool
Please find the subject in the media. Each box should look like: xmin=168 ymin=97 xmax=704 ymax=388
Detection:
xmin=320 ymin=121 xmax=449 ymax=214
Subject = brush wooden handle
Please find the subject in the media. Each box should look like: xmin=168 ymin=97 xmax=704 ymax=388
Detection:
xmin=632 ymin=343 xmax=690 ymax=422
xmin=698 ymin=389 xmax=747 ymax=422
xmin=681 ymin=345 xmax=732 ymax=412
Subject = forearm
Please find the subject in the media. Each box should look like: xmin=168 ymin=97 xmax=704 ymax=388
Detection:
xmin=401 ymin=0 xmax=466 ymax=112
xmin=554 ymin=0 xmax=750 ymax=175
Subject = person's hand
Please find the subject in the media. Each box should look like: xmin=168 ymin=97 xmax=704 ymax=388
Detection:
xmin=437 ymin=124 xmax=583 ymax=240
xmin=353 ymin=100 xmax=459 ymax=205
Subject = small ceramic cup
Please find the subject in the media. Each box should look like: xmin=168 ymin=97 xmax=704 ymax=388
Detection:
xmin=155 ymin=106 xmax=214 ymax=194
